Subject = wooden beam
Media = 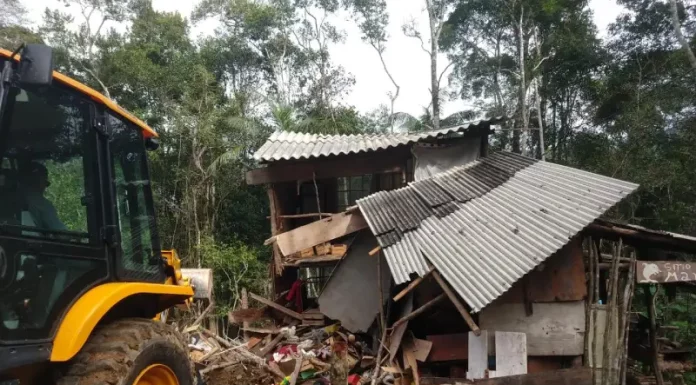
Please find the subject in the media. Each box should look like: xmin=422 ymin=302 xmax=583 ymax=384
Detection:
xmin=420 ymin=368 xmax=592 ymax=385
xmin=275 ymin=210 xmax=368 ymax=257
xmin=368 ymin=246 xmax=381 ymax=256
xmin=391 ymin=293 xmax=446 ymax=330
xmin=249 ymin=292 xmax=303 ymax=320
xmin=267 ymin=187 xmax=284 ymax=276
xmin=431 ymin=269 xmax=481 ymax=336
xmin=259 ymin=332 xmax=286 ymax=357
xmin=393 ymin=267 xmax=436 ymax=302
xmin=241 ymin=288 xmax=250 ymax=340
xmin=269 ymin=213 xmax=334 ymax=219
xmin=246 ymin=148 xmax=409 ymax=185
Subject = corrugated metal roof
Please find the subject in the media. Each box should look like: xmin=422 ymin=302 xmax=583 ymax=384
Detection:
xmin=357 ymin=151 xmax=639 ymax=312
xmin=252 ymin=117 xmax=503 ymax=162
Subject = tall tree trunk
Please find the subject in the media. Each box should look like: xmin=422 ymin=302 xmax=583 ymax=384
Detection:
xmin=669 ymin=0 xmax=696 ymax=73
xmin=533 ymin=27 xmax=545 ymax=160
xmin=428 ymin=5 xmax=440 ymax=130
xmin=519 ymin=6 xmax=528 ymax=154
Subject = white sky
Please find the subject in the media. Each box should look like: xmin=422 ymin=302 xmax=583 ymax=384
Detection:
xmin=23 ymin=0 xmax=623 ymax=117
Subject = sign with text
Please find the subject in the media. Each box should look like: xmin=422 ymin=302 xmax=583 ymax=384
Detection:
xmin=636 ymin=261 xmax=696 ymax=283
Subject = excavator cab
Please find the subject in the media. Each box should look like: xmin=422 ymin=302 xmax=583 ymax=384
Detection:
xmin=0 ymin=45 xmax=194 ymax=385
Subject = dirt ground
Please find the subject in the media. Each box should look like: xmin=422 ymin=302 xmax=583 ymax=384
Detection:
xmin=205 ymin=363 xmax=275 ymax=385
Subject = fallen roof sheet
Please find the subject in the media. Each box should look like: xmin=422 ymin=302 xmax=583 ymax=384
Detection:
xmin=252 ymin=117 xmax=503 ymax=162
xmin=357 ymin=151 xmax=639 ymax=312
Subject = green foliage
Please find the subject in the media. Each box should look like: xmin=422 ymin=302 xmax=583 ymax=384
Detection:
xmin=199 ymin=236 xmax=267 ymax=316
xmin=44 ymin=159 xmax=87 ymax=233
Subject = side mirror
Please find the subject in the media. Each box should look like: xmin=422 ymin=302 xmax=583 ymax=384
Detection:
xmin=145 ymin=137 xmax=159 ymax=151
xmin=18 ymin=44 xmax=53 ymax=86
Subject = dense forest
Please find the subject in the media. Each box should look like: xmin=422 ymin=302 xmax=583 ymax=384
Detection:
xmin=1 ymin=0 xmax=695 ymax=329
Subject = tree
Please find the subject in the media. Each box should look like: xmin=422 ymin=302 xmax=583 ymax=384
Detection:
xmin=668 ymin=0 xmax=696 ymax=73
xmin=403 ymin=0 xmax=453 ymax=130
xmin=0 ymin=0 xmax=42 ymax=49
xmin=40 ymin=0 xmax=130 ymax=97
xmin=348 ymin=0 xmax=402 ymax=131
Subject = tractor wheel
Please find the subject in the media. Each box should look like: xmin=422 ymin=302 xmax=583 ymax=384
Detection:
xmin=55 ymin=318 xmax=194 ymax=385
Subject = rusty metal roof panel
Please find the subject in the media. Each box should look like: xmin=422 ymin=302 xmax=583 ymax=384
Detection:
xmin=252 ymin=117 xmax=503 ymax=162
xmin=357 ymin=151 xmax=639 ymax=312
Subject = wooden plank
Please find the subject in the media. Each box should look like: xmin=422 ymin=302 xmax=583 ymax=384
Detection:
xmin=391 ymin=293 xmax=446 ymax=329
xmin=259 ymin=332 xmax=285 ymax=357
xmin=494 ymin=332 xmax=527 ymax=378
xmin=426 ymin=333 xmax=469 ymax=362
xmin=403 ymin=335 xmax=433 ymax=366
xmin=636 ymin=261 xmax=696 ymax=283
xmin=275 ymin=210 xmax=368 ymax=257
xmin=467 ymin=330 xmax=488 ymax=380
xmin=246 ymin=148 xmax=408 ymax=185
xmin=267 ymin=187 xmax=284 ymax=276
xmin=249 ymin=292 xmax=303 ymax=320
xmin=241 ymin=287 xmax=250 ymax=340
xmin=413 ymin=338 xmax=433 ymax=362
xmin=393 ymin=267 xmax=436 ymax=302
xmin=420 ymin=368 xmax=593 ymax=385
xmin=403 ymin=338 xmax=421 ymax=385
xmin=480 ymin=301 xmax=586 ymax=356
xmin=388 ymin=292 xmax=413 ymax=361
xmin=369 ymin=246 xmax=382 ymax=256
xmin=431 ymin=269 xmax=481 ymax=335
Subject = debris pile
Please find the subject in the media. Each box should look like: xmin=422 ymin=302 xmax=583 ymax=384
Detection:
xmin=187 ymin=319 xmax=396 ymax=385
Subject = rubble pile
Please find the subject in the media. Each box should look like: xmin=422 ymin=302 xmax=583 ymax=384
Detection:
xmin=187 ymin=321 xmax=397 ymax=385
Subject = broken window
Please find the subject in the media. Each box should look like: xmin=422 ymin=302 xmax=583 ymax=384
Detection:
xmin=337 ymin=174 xmax=372 ymax=212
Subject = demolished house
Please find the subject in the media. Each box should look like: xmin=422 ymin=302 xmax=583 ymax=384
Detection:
xmin=237 ymin=119 xmax=694 ymax=384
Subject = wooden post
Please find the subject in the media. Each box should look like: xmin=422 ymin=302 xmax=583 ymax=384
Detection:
xmin=644 ymin=285 xmax=664 ymax=385
xmin=267 ymin=187 xmax=284 ymax=277
xmin=241 ymin=288 xmax=250 ymax=340
xmin=431 ymin=268 xmax=480 ymax=336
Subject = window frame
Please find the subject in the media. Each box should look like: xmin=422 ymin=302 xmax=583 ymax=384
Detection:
xmin=336 ymin=174 xmax=372 ymax=212
xmin=105 ymin=112 xmax=165 ymax=283
xmin=0 ymin=76 xmax=102 ymax=245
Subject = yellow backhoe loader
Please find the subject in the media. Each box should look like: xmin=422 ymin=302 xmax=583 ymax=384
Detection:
xmin=0 ymin=44 xmax=195 ymax=385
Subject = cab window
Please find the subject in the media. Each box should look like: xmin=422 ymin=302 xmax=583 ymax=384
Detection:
xmin=0 ymin=79 xmax=96 ymax=243
xmin=108 ymin=114 xmax=163 ymax=281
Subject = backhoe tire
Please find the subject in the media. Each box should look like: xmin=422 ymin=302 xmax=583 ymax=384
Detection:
xmin=55 ymin=318 xmax=194 ymax=385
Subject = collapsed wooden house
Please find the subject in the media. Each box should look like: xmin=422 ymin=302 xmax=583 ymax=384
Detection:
xmin=246 ymin=120 xmax=695 ymax=384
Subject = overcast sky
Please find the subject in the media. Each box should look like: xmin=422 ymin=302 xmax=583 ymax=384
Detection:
xmin=24 ymin=0 xmax=624 ymax=117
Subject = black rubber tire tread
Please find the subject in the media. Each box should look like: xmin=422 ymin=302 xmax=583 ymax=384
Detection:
xmin=55 ymin=318 xmax=194 ymax=385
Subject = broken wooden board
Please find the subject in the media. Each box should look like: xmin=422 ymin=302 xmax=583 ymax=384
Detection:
xmin=467 ymin=330 xmax=488 ymax=380
xmin=275 ymin=210 xmax=367 ymax=257
xmin=389 ymin=292 xmax=414 ymax=362
xmin=637 ymin=261 xmax=696 ymax=283
xmin=479 ymin=301 xmax=585 ymax=356
xmin=587 ymin=305 xmax=618 ymax=369
xmin=249 ymin=292 xmax=303 ymax=320
xmin=403 ymin=335 xmax=433 ymax=368
xmin=493 ymin=332 xmax=527 ymax=378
